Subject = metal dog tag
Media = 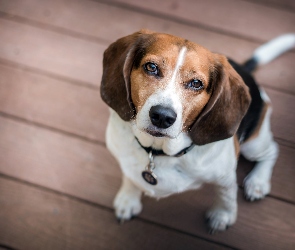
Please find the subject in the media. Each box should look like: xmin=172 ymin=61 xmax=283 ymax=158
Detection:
xmin=142 ymin=170 xmax=157 ymax=185
xmin=142 ymin=152 xmax=158 ymax=185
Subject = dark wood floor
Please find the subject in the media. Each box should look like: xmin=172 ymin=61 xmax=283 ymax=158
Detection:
xmin=0 ymin=0 xmax=294 ymax=249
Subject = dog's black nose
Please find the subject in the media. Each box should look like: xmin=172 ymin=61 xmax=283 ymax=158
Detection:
xmin=149 ymin=105 xmax=177 ymax=129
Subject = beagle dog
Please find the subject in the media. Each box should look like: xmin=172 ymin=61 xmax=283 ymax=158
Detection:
xmin=101 ymin=30 xmax=295 ymax=232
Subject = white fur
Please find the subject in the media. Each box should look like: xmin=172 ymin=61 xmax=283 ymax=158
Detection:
xmin=169 ymin=47 xmax=187 ymax=85
xmin=253 ymin=33 xmax=295 ymax=65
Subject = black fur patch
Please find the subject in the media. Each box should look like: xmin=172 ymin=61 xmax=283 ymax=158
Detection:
xmin=243 ymin=57 xmax=258 ymax=73
xmin=133 ymin=47 xmax=146 ymax=69
xmin=207 ymin=70 xmax=214 ymax=94
xmin=229 ymin=59 xmax=264 ymax=142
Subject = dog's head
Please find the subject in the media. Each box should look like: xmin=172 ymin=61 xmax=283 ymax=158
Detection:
xmin=101 ymin=30 xmax=251 ymax=145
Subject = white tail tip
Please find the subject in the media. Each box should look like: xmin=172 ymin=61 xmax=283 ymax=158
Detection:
xmin=253 ymin=33 xmax=295 ymax=65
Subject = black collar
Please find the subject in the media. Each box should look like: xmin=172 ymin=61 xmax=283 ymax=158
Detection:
xmin=135 ymin=137 xmax=195 ymax=157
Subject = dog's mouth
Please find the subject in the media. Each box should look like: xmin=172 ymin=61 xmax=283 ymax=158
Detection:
xmin=145 ymin=129 xmax=167 ymax=138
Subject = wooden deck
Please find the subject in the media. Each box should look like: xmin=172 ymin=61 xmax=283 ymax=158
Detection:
xmin=0 ymin=0 xmax=294 ymax=249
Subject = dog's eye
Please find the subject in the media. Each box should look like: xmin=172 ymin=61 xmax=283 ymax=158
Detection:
xmin=144 ymin=62 xmax=158 ymax=75
xmin=187 ymin=79 xmax=204 ymax=91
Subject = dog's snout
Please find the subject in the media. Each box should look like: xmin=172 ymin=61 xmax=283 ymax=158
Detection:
xmin=149 ymin=105 xmax=177 ymax=129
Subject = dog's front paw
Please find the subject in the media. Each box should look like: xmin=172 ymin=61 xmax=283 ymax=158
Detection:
xmin=243 ymin=175 xmax=270 ymax=201
xmin=113 ymin=190 xmax=142 ymax=223
xmin=206 ymin=207 xmax=237 ymax=234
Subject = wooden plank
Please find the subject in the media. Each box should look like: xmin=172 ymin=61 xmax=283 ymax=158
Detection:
xmin=0 ymin=0 xmax=294 ymax=94
xmin=0 ymin=64 xmax=108 ymax=142
xmin=109 ymin=0 xmax=295 ymax=42
xmin=267 ymin=88 xmax=295 ymax=142
xmin=0 ymin=64 xmax=294 ymax=145
xmin=0 ymin=178 xmax=230 ymax=250
xmin=0 ymin=18 xmax=104 ymax=86
xmin=0 ymin=116 xmax=294 ymax=249
xmin=271 ymin=144 xmax=295 ymax=201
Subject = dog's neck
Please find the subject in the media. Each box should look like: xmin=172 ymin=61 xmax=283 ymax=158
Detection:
xmin=131 ymin=122 xmax=193 ymax=156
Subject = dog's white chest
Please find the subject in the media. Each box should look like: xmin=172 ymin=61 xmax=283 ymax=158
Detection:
xmin=119 ymin=150 xmax=201 ymax=198
xmin=106 ymin=111 xmax=236 ymax=198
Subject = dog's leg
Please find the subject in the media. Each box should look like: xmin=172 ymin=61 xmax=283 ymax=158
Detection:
xmin=114 ymin=175 xmax=143 ymax=223
xmin=241 ymin=104 xmax=279 ymax=201
xmin=206 ymin=174 xmax=238 ymax=233
xmin=106 ymin=111 xmax=143 ymax=222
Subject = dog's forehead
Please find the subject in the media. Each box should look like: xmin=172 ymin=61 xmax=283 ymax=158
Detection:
xmin=143 ymin=34 xmax=214 ymax=67
xmin=145 ymin=34 xmax=185 ymax=53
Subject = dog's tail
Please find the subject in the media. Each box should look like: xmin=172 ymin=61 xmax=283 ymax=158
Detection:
xmin=243 ymin=33 xmax=295 ymax=73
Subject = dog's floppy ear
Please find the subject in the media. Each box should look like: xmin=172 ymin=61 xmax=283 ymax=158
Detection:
xmin=189 ymin=55 xmax=251 ymax=145
xmin=100 ymin=30 xmax=153 ymax=121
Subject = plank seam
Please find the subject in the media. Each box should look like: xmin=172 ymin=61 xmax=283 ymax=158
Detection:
xmin=266 ymin=194 xmax=295 ymax=205
xmin=242 ymin=0 xmax=295 ymax=13
xmin=0 ymin=11 xmax=111 ymax=45
xmin=0 ymin=244 xmax=18 ymax=250
xmin=275 ymin=138 xmax=295 ymax=150
xmin=0 ymin=58 xmax=100 ymax=91
xmin=0 ymin=173 xmax=239 ymax=250
xmin=259 ymin=83 xmax=295 ymax=96
xmin=0 ymin=111 xmax=105 ymax=147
